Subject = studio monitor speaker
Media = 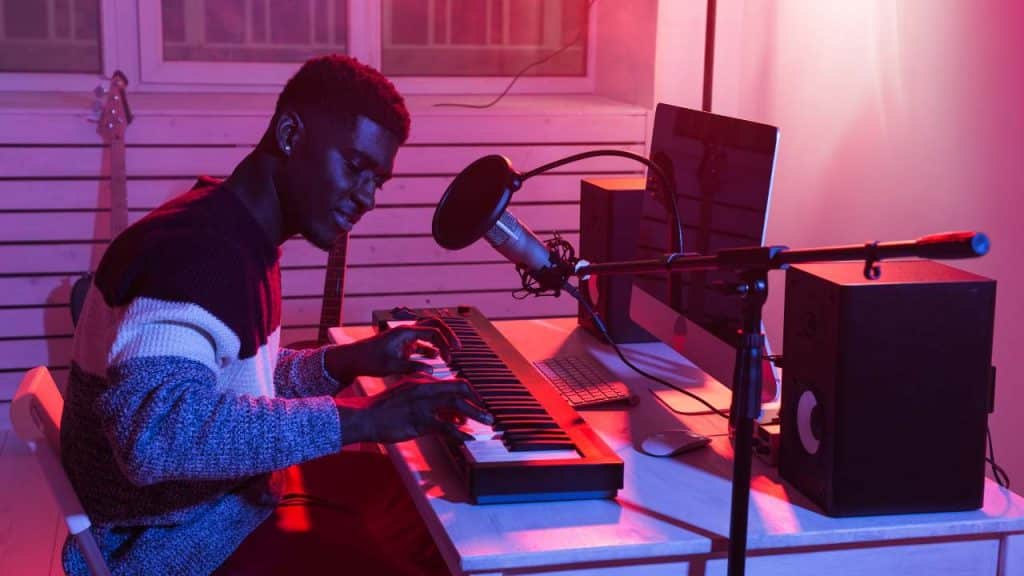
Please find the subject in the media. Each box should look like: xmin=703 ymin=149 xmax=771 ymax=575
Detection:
xmin=779 ymin=260 xmax=996 ymax=516
xmin=578 ymin=177 xmax=656 ymax=343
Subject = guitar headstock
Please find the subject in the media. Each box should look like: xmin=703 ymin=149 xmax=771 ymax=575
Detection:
xmin=94 ymin=70 xmax=133 ymax=143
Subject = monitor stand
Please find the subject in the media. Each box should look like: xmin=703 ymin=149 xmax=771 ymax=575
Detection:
xmin=629 ymin=284 xmax=780 ymax=422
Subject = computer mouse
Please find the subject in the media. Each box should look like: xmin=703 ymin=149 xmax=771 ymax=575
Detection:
xmin=638 ymin=429 xmax=710 ymax=457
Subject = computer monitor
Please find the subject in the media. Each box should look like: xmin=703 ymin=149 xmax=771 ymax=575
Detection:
xmin=630 ymin=103 xmax=781 ymax=405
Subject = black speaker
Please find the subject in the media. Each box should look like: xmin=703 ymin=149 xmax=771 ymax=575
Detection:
xmin=779 ymin=260 xmax=996 ymax=516
xmin=577 ymin=177 xmax=656 ymax=343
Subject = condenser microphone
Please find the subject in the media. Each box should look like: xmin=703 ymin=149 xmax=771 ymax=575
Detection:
xmin=484 ymin=210 xmax=570 ymax=291
xmin=432 ymin=155 xmax=571 ymax=291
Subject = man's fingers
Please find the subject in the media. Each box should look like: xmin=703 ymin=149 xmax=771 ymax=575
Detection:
xmin=417 ymin=317 xmax=461 ymax=352
xmin=414 ymin=341 xmax=440 ymax=358
xmin=403 ymin=360 xmax=434 ymax=375
xmin=436 ymin=407 xmax=467 ymax=427
xmin=437 ymin=420 xmax=474 ymax=443
xmin=401 ymin=326 xmax=452 ymax=361
xmin=451 ymin=396 xmax=494 ymax=426
xmin=429 ymin=381 xmax=493 ymax=425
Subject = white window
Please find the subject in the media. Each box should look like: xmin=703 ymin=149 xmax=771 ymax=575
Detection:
xmin=380 ymin=0 xmax=588 ymax=77
xmin=0 ymin=0 xmax=103 ymax=73
xmin=138 ymin=0 xmax=594 ymax=93
xmin=0 ymin=0 xmax=595 ymax=94
xmin=160 ymin=0 xmax=350 ymax=64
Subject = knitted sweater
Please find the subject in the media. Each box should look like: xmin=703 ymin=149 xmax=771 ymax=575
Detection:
xmin=61 ymin=178 xmax=344 ymax=575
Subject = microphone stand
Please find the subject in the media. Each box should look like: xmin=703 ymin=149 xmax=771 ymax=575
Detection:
xmin=572 ymin=232 xmax=989 ymax=576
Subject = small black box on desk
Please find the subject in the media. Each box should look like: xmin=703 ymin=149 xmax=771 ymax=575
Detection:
xmin=779 ymin=260 xmax=996 ymax=517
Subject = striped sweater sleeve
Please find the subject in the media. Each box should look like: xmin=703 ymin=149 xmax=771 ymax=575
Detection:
xmin=274 ymin=345 xmax=344 ymax=399
xmin=96 ymin=298 xmax=342 ymax=486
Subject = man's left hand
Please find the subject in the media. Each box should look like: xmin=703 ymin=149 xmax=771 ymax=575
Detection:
xmin=324 ymin=317 xmax=461 ymax=381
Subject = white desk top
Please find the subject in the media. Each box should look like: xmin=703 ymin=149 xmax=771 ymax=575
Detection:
xmin=330 ymin=318 xmax=1024 ymax=574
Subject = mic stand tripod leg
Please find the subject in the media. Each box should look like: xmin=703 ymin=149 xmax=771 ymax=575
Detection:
xmin=726 ymin=272 xmax=768 ymax=576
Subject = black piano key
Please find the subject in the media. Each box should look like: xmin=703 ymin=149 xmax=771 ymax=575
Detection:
xmin=501 ymin=430 xmax=572 ymax=442
xmin=455 ymin=359 xmax=506 ymax=365
xmin=468 ymin=380 xmax=523 ymax=388
xmin=451 ymin=354 xmax=499 ymax=360
xmin=494 ymin=419 xmax=561 ymax=430
xmin=482 ymin=402 xmax=546 ymax=411
xmin=506 ymin=441 xmax=577 ymax=452
xmin=457 ymin=369 xmax=516 ymax=376
xmin=469 ymin=380 xmax=525 ymax=387
xmin=478 ymin=392 xmax=534 ymax=401
xmin=486 ymin=406 xmax=549 ymax=416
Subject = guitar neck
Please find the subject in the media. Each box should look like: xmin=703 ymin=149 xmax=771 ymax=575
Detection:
xmin=109 ymin=137 xmax=129 ymax=238
xmin=96 ymin=71 xmax=132 ymax=240
xmin=317 ymin=234 xmax=349 ymax=344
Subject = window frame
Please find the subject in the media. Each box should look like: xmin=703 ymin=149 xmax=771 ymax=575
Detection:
xmin=0 ymin=0 xmax=119 ymax=91
xmin=134 ymin=0 xmax=597 ymax=94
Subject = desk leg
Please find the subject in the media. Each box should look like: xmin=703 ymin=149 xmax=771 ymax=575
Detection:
xmin=1001 ymin=533 xmax=1024 ymax=576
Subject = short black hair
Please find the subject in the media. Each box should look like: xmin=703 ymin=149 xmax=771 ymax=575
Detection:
xmin=276 ymin=54 xmax=410 ymax=144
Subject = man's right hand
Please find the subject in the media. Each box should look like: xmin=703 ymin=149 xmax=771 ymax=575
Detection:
xmin=335 ymin=373 xmax=492 ymax=445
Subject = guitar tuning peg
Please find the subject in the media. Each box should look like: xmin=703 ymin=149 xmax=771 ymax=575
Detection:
xmin=88 ymin=101 xmax=103 ymax=123
xmin=93 ymin=84 xmax=107 ymax=98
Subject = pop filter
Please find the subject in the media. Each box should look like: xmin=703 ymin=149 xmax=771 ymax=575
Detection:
xmin=432 ymin=155 xmax=523 ymax=250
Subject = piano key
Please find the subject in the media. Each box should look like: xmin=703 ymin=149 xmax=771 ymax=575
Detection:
xmin=494 ymin=419 xmax=561 ymax=430
xmin=461 ymin=440 xmax=580 ymax=463
xmin=459 ymin=417 xmax=499 ymax=442
xmin=500 ymin=428 xmax=571 ymax=439
xmin=411 ymin=354 xmax=453 ymax=379
xmin=483 ymin=405 xmax=548 ymax=414
xmin=507 ymin=441 xmax=578 ymax=452
xmin=466 ymin=380 xmax=523 ymax=387
xmin=475 ymin=385 xmax=532 ymax=393
xmin=502 ymin=434 xmax=573 ymax=446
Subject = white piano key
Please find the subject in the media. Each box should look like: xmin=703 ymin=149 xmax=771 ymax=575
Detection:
xmin=415 ymin=353 xmax=453 ymax=379
xmin=462 ymin=440 xmax=580 ymax=463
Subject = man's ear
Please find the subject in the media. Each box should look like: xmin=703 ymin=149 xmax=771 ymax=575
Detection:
xmin=274 ymin=109 xmax=305 ymax=157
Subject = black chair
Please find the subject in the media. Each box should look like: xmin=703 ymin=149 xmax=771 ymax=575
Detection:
xmin=70 ymin=273 xmax=93 ymax=327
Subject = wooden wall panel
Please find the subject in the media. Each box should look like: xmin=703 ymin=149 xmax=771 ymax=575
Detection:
xmin=0 ymin=95 xmax=648 ymax=400
xmin=123 ymin=111 xmax=646 ymax=146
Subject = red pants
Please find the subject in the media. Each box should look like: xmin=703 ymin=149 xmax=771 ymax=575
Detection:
xmin=214 ymin=451 xmax=449 ymax=576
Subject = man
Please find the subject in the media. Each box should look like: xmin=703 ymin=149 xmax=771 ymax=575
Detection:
xmin=62 ymin=55 xmax=490 ymax=575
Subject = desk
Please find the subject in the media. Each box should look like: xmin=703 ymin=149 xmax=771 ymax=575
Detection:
xmin=331 ymin=318 xmax=1024 ymax=576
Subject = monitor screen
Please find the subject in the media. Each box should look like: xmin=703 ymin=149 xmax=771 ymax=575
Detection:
xmin=631 ymin=103 xmax=780 ymax=400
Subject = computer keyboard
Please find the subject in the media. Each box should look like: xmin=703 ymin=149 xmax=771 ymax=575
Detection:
xmin=534 ymin=355 xmax=632 ymax=409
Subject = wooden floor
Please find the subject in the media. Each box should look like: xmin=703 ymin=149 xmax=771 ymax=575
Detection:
xmin=0 ymin=404 xmax=68 ymax=576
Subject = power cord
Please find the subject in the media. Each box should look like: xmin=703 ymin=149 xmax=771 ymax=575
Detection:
xmin=564 ymin=282 xmax=730 ymax=420
xmin=433 ymin=0 xmax=598 ymax=110
xmin=987 ymin=426 xmax=1010 ymax=489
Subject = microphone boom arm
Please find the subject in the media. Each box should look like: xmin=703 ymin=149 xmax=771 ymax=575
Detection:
xmin=522 ymin=149 xmax=684 ymax=255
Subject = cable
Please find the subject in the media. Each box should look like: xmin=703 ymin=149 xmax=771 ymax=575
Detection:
xmin=564 ymin=281 xmax=730 ymax=420
xmin=433 ymin=0 xmax=598 ymax=110
xmin=987 ymin=426 xmax=1010 ymax=489
xmin=522 ymin=149 xmax=684 ymax=256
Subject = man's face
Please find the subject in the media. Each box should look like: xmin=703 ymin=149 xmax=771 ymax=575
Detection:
xmin=284 ymin=113 xmax=400 ymax=250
